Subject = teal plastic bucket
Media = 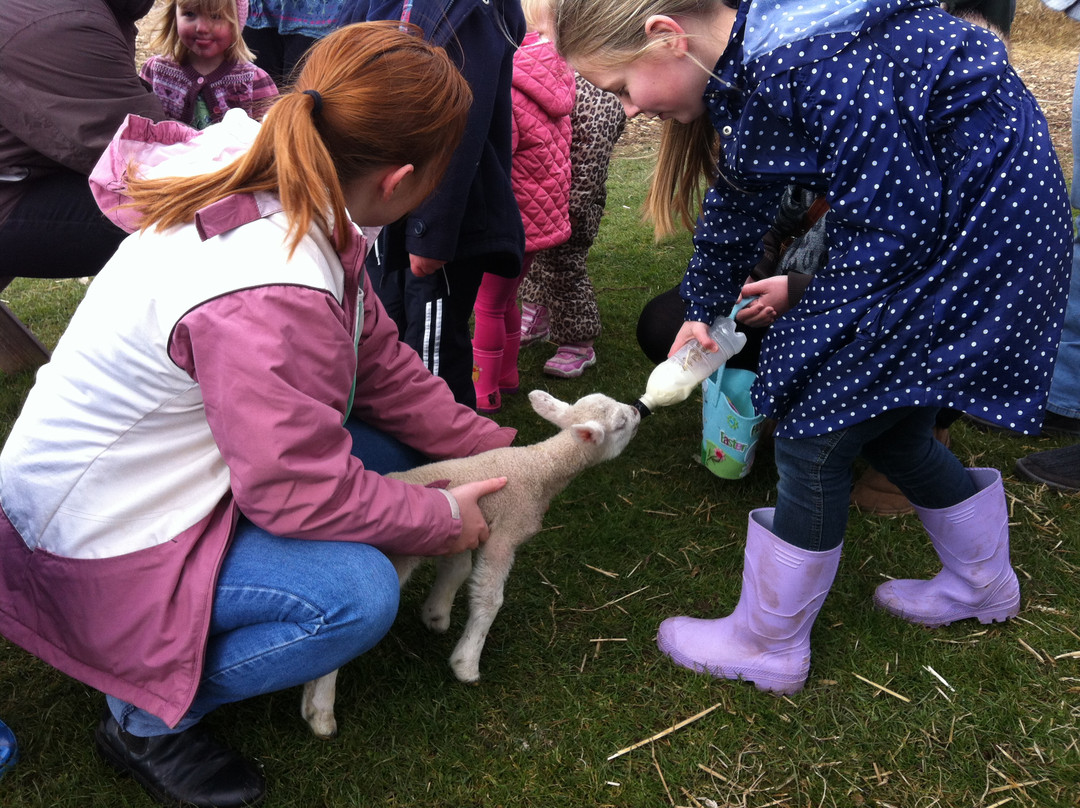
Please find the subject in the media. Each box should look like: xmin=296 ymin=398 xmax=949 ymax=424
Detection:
xmin=701 ymin=366 xmax=763 ymax=479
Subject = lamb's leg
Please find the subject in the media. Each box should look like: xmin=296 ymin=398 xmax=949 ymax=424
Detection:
xmin=422 ymin=551 xmax=473 ymax=633
xmin=389 ymin=554 xmax=423 ymax=588
xmin=301 ymin=669 xmax=339 ymax=739
xmin=450 ymin=539 xmax=516 ymax=683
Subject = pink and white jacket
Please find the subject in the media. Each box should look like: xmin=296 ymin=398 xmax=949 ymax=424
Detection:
xmin=511 ymin=31 xmax=574 ymax=253
xmin=0 ymin=111 xmax=515 ymax=727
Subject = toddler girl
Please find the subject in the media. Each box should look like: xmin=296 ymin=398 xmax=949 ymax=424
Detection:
xmin=142 ymin=0 xmax=278 ymax=129
xmin=471 ymin=0 xmax=575 ymax=412
xmin=517 ymin=72 xmax=626 ymax=379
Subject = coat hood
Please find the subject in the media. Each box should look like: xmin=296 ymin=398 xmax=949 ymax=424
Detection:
xmin=741 ymin=0 xmax=938 ymax=72
xmin=512 ymin=33 xmax=575 ymax=120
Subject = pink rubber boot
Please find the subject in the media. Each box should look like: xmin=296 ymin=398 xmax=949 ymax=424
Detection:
xmin=498 ymin=331 xmax=521 ymax=395
xmin=873 ymin=468 xmax=1019 ymax=627
xmin=472 ymin=346 xmax=503 ymax=414
xmin=657 ymin=509 xmax=841 ymax=694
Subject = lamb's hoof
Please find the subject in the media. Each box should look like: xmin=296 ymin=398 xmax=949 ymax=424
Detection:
xmin=301 ymin=710 xmax=338 ymax=740
xmin=307 ymin=719 xmax=338 ymax=740
xmin=450 ymin=659 xmax=481 ymax=684
xmin=421 ymin=610 xmax=451 ymax=634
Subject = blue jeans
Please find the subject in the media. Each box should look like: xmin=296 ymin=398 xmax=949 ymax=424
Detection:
xmin=109 ymin=420 xmax=425 ymax=736
xmin=1045 ymin=55 xmax=1080 ymax=420
xmin=772 ymin=407 xmax=977 ymax=552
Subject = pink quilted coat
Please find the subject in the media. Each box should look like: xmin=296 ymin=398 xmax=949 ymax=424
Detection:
xmin=511 ymin=31 xmax=575 ymax=253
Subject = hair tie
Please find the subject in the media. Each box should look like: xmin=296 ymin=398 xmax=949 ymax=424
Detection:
xmin=302 ymin=89 xmax=323 ymax=116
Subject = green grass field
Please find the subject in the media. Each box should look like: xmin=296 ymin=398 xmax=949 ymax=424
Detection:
xmin=2 ymin=150 xmax=1079 ymax=808
xmin=3 ymin=3 xmax=1080 ymax=803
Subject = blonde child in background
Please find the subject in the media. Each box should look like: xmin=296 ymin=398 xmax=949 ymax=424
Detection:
xmin=518 ymin=71 xmax=625 ymax=379
xmin=142 ymin=0 xmax=278 ymax=130
xmin=471 ymin=0 xmax=575 ymax=412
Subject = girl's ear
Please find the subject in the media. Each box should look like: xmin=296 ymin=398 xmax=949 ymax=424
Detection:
xmin=644 ymin=14 xmax=690 ymax=52
xmin=378 ymin=164 xmax=415 ymax=201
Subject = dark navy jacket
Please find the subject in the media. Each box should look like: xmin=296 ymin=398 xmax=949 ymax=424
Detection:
xmin=338 ymin=0 xmax=526 ymax=268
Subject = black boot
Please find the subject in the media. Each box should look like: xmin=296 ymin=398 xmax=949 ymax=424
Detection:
xmin=95 ymin=712 xmax=265 ymax=807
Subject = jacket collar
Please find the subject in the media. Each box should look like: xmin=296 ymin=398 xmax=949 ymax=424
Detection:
xmin=194 ymin=192 xmax=284 ymax=240
xmin=739 ymin=0 xmax=939 ymax=77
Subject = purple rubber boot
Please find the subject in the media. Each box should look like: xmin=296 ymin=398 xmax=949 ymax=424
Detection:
xmin=874 ymin=468 xmax=1019 ymax=627
xmin=657 ymin=508 xmax=841 ymax=694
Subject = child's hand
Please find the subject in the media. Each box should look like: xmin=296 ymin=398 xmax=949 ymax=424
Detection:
xmin=737 ymin=277 xmax=790 ymax=327
xmin=442 ymin=477 xmax=508 ymax=554
xmin=409 ymin=253 xmax=447 ymax=277
xmin=669 ymin=320 xmax=716 ymax=356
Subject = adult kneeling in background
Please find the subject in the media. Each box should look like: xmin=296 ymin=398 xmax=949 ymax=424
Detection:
xmin=0 ymin=0 xmax=166 ymax=279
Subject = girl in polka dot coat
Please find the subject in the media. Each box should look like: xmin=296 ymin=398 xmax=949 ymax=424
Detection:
xmin=555 ymin=0 xmax=1072 ymax=694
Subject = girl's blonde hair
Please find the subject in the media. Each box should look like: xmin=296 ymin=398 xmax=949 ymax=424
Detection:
xmin=554 ymin=0 xmax=724 ymax=239
xmin=519 ymin=0 xmax=554 ymax=32
xmin=126 ymin=21 xmax=473 ymax=257
xmin=150 ymin=0 xmax=256 ymax=65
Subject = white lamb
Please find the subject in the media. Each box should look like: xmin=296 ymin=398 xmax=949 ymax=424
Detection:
xmin=301 ymin=390 xmax=640 ymax=738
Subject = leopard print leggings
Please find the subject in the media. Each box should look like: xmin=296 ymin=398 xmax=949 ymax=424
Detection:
xmin=520 ymin=75 xmax=626 ymax=345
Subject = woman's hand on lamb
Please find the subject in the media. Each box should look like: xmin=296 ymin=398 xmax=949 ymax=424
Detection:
xmin=444 ymin=477 xmax=508 ymax=554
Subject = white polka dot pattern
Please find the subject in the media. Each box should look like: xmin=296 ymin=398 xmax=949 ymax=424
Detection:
xmin=681 ymin=0 xmax=1072 ymax=437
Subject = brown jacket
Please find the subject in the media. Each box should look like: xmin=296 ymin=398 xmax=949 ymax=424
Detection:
xmin=0 ymin=0 xmax=165 ymax=221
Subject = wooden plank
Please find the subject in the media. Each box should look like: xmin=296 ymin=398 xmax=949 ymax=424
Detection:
xmin=0 ymin=276 xmax=50 ymax=374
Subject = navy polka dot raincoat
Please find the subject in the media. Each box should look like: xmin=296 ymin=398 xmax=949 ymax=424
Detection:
xmin=683 ymin=0 xmax=1072 ymax=438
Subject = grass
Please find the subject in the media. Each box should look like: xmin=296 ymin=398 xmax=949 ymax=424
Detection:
xmin=3 ymin=8 xmax=1080 ymax=803
xmin=2 ymin=152 xmax=1079 ymax=808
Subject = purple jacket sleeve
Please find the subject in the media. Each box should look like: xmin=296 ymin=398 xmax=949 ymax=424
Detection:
xmin=245 ymin=65 xmax=279 ymax=121
xmin=168 ymin=281 xmax=514 ymax=555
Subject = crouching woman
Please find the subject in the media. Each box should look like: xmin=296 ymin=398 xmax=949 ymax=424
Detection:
xmin=0 ymin=22 xmax=510 ymax=808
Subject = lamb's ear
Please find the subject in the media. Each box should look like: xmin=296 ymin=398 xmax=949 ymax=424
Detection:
xmin=529 ymin=390 xmax=571 ymax=425
xmin=571 ymin=421 xmax=606 ymax=445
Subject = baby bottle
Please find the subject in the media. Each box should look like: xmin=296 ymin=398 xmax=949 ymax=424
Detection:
xmin=633 ymin=300 xmax=750 ymax=417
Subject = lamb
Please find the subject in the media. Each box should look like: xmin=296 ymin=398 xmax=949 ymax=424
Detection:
xmin=301 ymin=390 xmax=640 ymax=738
